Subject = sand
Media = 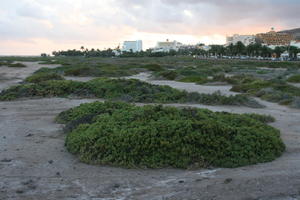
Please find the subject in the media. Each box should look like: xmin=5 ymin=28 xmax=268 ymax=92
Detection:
xmin=0 ymin=62 xmax=300 ymax=200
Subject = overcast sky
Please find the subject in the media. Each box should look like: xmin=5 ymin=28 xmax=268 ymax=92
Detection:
xmin=0 ymin=0 xmax=299 ymax=55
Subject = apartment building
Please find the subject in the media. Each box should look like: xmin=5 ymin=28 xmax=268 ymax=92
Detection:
xmin=226 ymin=34 xmax=256 ymax=46
xmin=256 ymin=28 xmax=293 ymax=46
xmin=122 ymin=40 xmax=143 ymax=52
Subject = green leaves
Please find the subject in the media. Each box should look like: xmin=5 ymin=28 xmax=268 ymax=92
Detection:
xmin=0 ymin=78 xmax=262 ymax=108
xmin=61 ymin=102 xmax=285 ymax=169
xmin=25 ymin=72 xmax=65 ymax=83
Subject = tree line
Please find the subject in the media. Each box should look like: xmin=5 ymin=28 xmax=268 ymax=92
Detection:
xmin=49 ymin=42 xmax=300 ymax=58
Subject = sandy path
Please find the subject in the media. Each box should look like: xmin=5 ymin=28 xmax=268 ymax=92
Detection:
xmin=127 ymin=72 xmax=238 ymax=96
xmin=0 ymin=62 xmax=60 ymax=91
xmin=0 ymin=64 xmax=300 ymax=200
xmin=289 ymin=83 xmax=300 ymax=88
xmin=64 ymin=76 xmax=95 ymax=82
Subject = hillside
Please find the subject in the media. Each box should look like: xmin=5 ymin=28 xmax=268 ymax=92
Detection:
xmin=279 ymin=28 xmax=300 ymax=40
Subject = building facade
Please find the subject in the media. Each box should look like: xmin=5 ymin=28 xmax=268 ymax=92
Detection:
xmin=122 ymin=40 xmax=143 ymax=52
xmin=226 ymin=34 xmax=256 ymax=46
xmin=291 ymin=40 xmax=300 ymax=48
xmin=256 ymin=29 xmax=293 ymax=46
xmin=153 ymin=39 xmax=183 ymax=52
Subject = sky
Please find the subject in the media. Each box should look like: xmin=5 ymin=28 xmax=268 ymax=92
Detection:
xmin=0 ymin=0 xmax=300 ymax=55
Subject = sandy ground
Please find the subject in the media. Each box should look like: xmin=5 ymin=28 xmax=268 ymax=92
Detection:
xmin=290 ymin=83 xmax=300 ymax=88
xmin=0 ymin=62 xmax=60 ymax=91
xmin=127 ymin=72 xmax=238 ymax=96
xmin=1 ymin=63 xmax=300 ymax=200
xmin=64 ymin=76 xmax=95 ymax=82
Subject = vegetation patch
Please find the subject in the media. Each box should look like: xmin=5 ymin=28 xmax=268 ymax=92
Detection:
xmin=57 ymin=102 xmax=285 ymax=168
xmin=287 ymin=74 xmax=300 ymax=83
xmin=0 ymin=61 xmax=26 ymax=68
xmin=156 ymin=70 xmax=178 ymax=80
xmin=179 ymin=76 xmax=209 ymax=84
xmin=34 ymin=63 xmax=141 ymax=78
xmin=143 ymin=64 xmax=164 ymax=72
xmin=25 ymin=72 xmax=65 ymax=83
xmin=229 ymin=75 xmax=300 ymax=107
xmin=0 ymin=78 xmax=263 ymax=108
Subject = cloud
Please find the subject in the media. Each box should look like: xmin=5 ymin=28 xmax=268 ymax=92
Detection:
xmin=0 ymin=0 xmax=299 ymax=55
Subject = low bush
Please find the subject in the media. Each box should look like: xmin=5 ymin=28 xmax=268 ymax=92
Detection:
xmin=34 ymin=63 xmax=139 ymax=77
xmin=243 ymin=113 xmax=275 ymax=123
xmin=8 ymin=63 xmax=27 ymax=68
xmin=0 ymin=78 xmax=263 ymax=108
xmin=287 ymin=74 xmax=300 ymax=83
xmin=59 ymin=102 xmax=285 ymax=168
xmin=231 ymin=77 xmax=300 ymax=108
xmin=231 ymin=80 xmax=271 ymax=94
xmin=25 ymin=72 xmax=65 ymax=83
xmin=143 ymin=64 xmax=164 ymax=72
xmin=158 ymin=70 xmax=178 ymax=80
xmin=0 ymin=62 xmax=26 ymax=68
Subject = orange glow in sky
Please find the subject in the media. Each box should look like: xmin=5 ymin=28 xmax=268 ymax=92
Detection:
xmin=0 ymin=0 xmax=298 ymax=55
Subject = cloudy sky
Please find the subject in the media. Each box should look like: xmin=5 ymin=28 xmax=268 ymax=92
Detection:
xmin=0 ymin=0 xmax=299 ymax=55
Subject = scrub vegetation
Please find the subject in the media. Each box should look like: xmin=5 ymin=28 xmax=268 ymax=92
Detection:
xmin=229 ymin=75 xmax=300 ymax=108
xmin=0 ymin=61 xmax=26 ymax=68
xmin=287 ymin=74 xmax=300 ymax=83
xmin=0 ymin=78 xmax=262 ymax=108
xmin=56 ymin=101 xmax=285 ymax=169
xmin=2 ymin=56 xmax=299 ymax=108
xmin=25 ymin=72 xmax=65 ymax=83
xmin=2 ymin=56 xmax=300 ymax=108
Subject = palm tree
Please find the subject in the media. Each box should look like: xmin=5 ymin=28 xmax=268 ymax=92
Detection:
xmin=235 ymin=41 xmax=246 ymax=57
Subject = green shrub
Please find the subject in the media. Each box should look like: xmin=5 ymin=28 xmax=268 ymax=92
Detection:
xmin=158 ymin=71 xmax=178 ymax=80
xmin=256 ymin=70 xmax=269 ymax=74
xmin=0 ymin=78 xmax=263 ymax=108
xmin=61 ymin=102 xmax=285 ymax=168
xmin=34 ymin=63 xmax=139 ymax=77
xmin=25 ymin=72 xmax=65 ymax=83
xmin=212 ymin=74 xmax=227 ymax=82
xmin=287 ymin=74 xmax=300 ymax=83
xmin=0 ymin=62 xmax=26 ymax=68
xmin=243 ymin=113 xmax=275 ymax=123
xmin=231 ymin=80 xmax=272 ymax=93
xmin=143 ymin=64 xmax=164 ymax=72
xmin=8 ymin=63 xmax=27 ymax=68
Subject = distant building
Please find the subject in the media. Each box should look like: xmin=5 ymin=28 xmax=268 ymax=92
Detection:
xmin=153 ymin=39 xmax=183 ymax=52
xmin=291 ymin=40 xmax=300 ymax=48
xmin=122 ymin=40 xmax=143 ymax=52
xmin=112 ymin=50 xmax=121 ymax=56
xmin=280 ymin=51 xmax=289 ymax=61
xmin=199 ymin=45 xmax=211 ymax=51
xmin=226 ymin=34 xmax=256 ymax=46
xmin=256 ymin=28 xmax=293 ymax=46
xmin=278 ymin=28 xmax=300 ymax=41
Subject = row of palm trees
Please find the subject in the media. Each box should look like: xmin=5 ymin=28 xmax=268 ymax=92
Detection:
xmin=51 ymin=43 xmax=300 ymax=58
xmin=207 ymin=42 xmax=299 ymax=58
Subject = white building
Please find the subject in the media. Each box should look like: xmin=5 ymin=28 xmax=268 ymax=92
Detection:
xmin=226 ymin=34 xmax=256 ymax=46
xmin=199 ymin=45 xmax=211 ymax=51
xmin=280 ymin=51 xmax=289 ymax=61
xmin=291 ymin=40 xmax=300 ymax=48
xmin=153 ymin=39 xmax=183 ymax=52
xmin=112 ymin=50 xmax=121 ymax=56
xmin=122 ymin=40 xmax=143 ymax=52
